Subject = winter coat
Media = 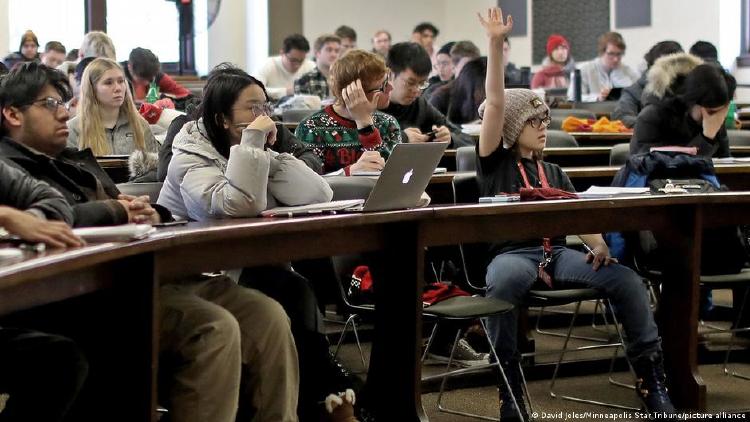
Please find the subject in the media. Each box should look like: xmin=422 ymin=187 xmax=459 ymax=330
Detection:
xmin=630 ymin=53 xmax=728 ymax=157
xmin=0 ymin=158 xmax=75 ymax=224
xmin=157 ymin=119 xmax=333 ymax=221
xmin=67 ymin=111 xmax=160 ymax=181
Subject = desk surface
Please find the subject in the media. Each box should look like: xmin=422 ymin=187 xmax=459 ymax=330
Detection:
xmin=5 ymin=194 xmax=750 ymax=418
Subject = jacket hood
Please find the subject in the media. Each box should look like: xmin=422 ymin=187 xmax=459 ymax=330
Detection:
xmin=172 ymin=119 xmax=228 ymax=170
xmin=644 ymin=53 xmax=703 ymax=100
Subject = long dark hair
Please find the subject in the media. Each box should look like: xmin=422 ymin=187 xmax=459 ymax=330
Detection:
xmin=197 ymin=63 xmax=269 ymax=159
xmin=447 ymin=56 xmax=486 ymax=124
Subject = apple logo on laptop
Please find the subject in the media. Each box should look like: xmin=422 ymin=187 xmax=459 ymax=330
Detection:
xmin=402 ymin=169 xmax=414 ymax=184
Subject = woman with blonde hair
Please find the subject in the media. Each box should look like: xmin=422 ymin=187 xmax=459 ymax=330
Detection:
xmin=67 ymin=57 xmax=159 ymax=181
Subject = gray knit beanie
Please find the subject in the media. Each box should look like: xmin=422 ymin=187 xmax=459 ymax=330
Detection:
xmin=478 ymin=89 xmax=549 ymax=148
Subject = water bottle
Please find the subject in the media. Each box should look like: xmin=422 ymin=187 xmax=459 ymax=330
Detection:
xmin=571 ymin=69 xmax=582 ymax=103
xmin=725 ymin=100 xmax=736 ymax=129
xmin=146 ymin=81 xmax=159 ymax=104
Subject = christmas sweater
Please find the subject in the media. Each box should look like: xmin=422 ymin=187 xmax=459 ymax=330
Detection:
xmin=294 ymin=105 xmax=402 ymax=174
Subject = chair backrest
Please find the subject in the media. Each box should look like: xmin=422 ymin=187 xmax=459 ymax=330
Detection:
xmin=546 ymin=130 xmax=578 ymax=147
xmin=456 ymin=146 xmax=477 ymax=172
xmin=325 ymin=176 xmax=376 ymax=201
xmin=116 ymin=182 xmax=164 ymax=203
xmin=550 ymin=108 xmax=597 ymax=120
xmin=727 ymin=129 xmax=750 ymax=146
xmin=609 ymin=143 xmax=630 ymax=166
xmin=282 ymin=108 xmax=317 ymax=123
xmin=573 ymin=101 xmax=618 ymax=117
xmin=451 ymin=173 xmax=490 ymax=288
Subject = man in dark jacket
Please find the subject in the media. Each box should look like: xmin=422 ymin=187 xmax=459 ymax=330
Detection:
xmin=381 ymin=42 xmax=474 ymax=148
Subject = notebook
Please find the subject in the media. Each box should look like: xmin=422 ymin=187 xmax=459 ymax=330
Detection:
xmin=73 ymin=224 xmax=156 ymax=243
xmin=262 ymin=142 xmax=448 ymax=216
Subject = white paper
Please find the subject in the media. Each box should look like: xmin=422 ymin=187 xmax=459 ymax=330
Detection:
xmin=577 ymin=186 xmax=650 ymax=198
xmin=73 ymin=224 xmax=156 ymax=243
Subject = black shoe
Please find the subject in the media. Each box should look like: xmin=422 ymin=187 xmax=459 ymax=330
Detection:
xmin=633 ymin=353 xmax=676 ymax=417
xmin=497 ymin=359 xmax=528 ymax=422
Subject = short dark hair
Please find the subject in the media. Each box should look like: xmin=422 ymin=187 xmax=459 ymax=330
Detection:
xmin=44 ymin=41 xmax=66 ymax=54
xmin=282 ymin=34 xmax=311 ymax=53
xmin=335 ymin=25 xmax=357 ymax=42
xmin=689 ymin=41 xmax=718 ymax=62
xmin=198 ymin=63 xmax=269 ymax=159
xmin=437 ymin=42 xmax=456 ymax=56
xmin=644 ymin=41 xmax=683 ymax=68
xmin=66 ymin=49 xmax=79 ymax=62
xmin=128 ymin=47 xmax=161 ymax=80
xmin=680 ymin=63 xmax=736 ymax=108
xmin=387 ymin=42 xmax=432 ymax=77
xmin=314 ymin=34 xmax=341 ymax=53
xmin=449 ymin=41 xmax=481 ymax=66
xmin=413 ymin=22 xmax=439 ymax=37
xmin=0 ymin=62 xmax=71 ymax=135
xmin=75 ymin=56 xmax=96 ymax=83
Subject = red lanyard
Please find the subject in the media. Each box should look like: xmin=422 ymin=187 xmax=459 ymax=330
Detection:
xmin=518 ymin=160 xmax=554 ymax=287
xmin=517 ymin=160 xmax=550 ymax=189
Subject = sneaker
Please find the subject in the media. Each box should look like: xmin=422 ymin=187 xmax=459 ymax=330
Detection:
xmin=427 ymin=338 xmax=490 ymax=367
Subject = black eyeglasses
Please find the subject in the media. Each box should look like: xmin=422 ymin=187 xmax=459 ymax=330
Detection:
xmin=29 ymin=97 xmax=71 ymax=113
xmin=526 ymin=115 xmax=551 ymax=129
xmin=366 ymin=78 xmax=390 ymax=94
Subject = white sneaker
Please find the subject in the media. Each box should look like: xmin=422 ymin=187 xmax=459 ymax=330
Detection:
xmin=427 ymin=338 xmax=490 ymax=368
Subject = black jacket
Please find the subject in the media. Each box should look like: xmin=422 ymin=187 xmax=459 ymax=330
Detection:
xmin=0 ymin=137 xmax=172 ymax=226
xmin=0 ymin=159 xmax=75 ymax=224
xmin=630 ymin=101 xmax=730 ymax=158
xmin=157 ymin=116 xmax=324 ymax=182
xmin=382 ymin=97 xmax=474 ymax=148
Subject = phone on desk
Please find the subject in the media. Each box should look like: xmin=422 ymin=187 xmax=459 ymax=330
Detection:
xmin=152 ymin=220 xmax=188 ymax=228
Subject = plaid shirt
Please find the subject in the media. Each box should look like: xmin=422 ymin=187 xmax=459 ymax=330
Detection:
xmin=294 ymin=68 xmax=330 ymax=99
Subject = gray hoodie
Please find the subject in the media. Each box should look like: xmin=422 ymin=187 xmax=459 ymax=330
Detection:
xmin=157 ymin=119 xmax=333 ymax=221
xmin=67 ymin=111 xmax=159 ymax=180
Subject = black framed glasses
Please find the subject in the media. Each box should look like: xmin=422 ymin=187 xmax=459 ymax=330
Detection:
xmin=366 ymin=78 xmax=390 ymax=94
xmin=526 ymin=115 xmax=551 ymax=129
xmin=30 ymin=97 xmax=71 ymax=113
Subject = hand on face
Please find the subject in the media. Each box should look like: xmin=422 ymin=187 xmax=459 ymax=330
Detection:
xmin=341 ymin=79 xmax=381 ymax=126
xmin=701 ymin=105 xmax=729 ymax=140
xmin=246 ymin=115 xmax=278 ymax=146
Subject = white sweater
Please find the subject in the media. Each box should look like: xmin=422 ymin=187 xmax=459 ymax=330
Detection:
xmin=255 ymin=56 xmax=316 ymax=100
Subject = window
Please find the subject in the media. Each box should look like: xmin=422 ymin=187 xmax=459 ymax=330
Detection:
xmin=106 ymin=0 xmax=180 ymax=63
xmin=7 ymin=0 xmax=85 ymax=56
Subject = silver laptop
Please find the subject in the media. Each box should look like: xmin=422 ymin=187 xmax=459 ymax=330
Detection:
xmin=261 ymin=142 xmax=448 ymax=216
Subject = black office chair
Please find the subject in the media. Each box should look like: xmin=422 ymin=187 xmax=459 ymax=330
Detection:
xmin=456 ymin=146 xmax=477 ymax=172
xmin=452 ymin=173 xmax=641 ymax=411
xmin=546 ymin=130 xmax=579 ymax=148
xmin=609 ymin=143 xmax=630 ymax=166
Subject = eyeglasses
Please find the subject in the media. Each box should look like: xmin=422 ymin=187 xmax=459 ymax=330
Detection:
xmin=401 ymin=77 xmax=430 ymax=91
xmin=30 ymin=97 xmax=71 ymax=113
xmin=526 ymin=115 xmax=551 ymax=129
xmin=366 ymin=78 xmax=390 ymax=94
xmin=605 ymin=50 xmax=624 ymax=58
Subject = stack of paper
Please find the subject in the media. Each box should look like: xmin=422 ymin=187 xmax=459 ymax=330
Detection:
xmin=73 ymin=224 xmax=156 ymax=243
xmin=577 ymin=186 xmax=650 ymax=199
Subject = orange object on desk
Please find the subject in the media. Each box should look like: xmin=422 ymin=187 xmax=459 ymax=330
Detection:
xmin=562 ymin=116 xmax=632 ymax=133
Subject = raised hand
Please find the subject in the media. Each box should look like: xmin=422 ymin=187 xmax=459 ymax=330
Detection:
xmin=477 ymin=7 xmax=514 ymax=41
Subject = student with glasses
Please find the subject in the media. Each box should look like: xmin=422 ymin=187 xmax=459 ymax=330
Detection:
xmin=159 ymin=64 xmax=367 ymax=422
xmin=568 ymin=31 xmax=640 ymax=102
xmin=295 ymin=49 xmax=402 ymax=175
xmin=476 ymin=9 xmax=675 ymax=420
xmin=256 ymin=34 xmax=316 ymax=100
xmin=66 ymin=57 xmax=159 ymax=181
xmin=380 ymin=42 xmax=473 ymax=148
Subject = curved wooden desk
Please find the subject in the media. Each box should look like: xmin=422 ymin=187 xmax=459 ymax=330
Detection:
xmin=4 ymin=194 xmax=750 ymax=420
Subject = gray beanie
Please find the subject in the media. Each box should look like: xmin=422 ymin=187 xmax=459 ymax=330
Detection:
xmin=478 ymin=89 xmax=549 ymax=149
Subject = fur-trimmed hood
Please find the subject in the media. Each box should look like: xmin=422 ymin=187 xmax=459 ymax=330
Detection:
xmin=644 ymin=53 xmax=703 ymax=100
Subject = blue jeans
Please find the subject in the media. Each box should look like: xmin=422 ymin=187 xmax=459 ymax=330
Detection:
xmin=485 ymin=246 xmax=660 ymax=361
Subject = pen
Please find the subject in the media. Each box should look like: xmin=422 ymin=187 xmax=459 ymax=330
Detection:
xmin=582 ymin=243 xmax=595 ymax=255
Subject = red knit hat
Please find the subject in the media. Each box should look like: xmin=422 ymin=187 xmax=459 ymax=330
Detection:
xmin=546 ymin=34 xmax=569 ymax=56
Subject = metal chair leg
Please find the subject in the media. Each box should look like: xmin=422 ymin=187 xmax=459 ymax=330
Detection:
xmin=723 ymin=287 xmax=750 ymax=380
xmin=332 ymin=313 xmax=367 ymax=373
xmin=535 ymin=301 xmax=611 ymax=342
xmin=421 ymin=323 xmax=440 ymax=362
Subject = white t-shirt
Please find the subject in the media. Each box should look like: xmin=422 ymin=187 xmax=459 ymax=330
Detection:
xmin=255 ymin=56 xmax=316 ymax=100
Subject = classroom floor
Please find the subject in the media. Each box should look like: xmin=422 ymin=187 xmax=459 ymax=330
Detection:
xmin=328 ymin=289 xmax=750 ymax=421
